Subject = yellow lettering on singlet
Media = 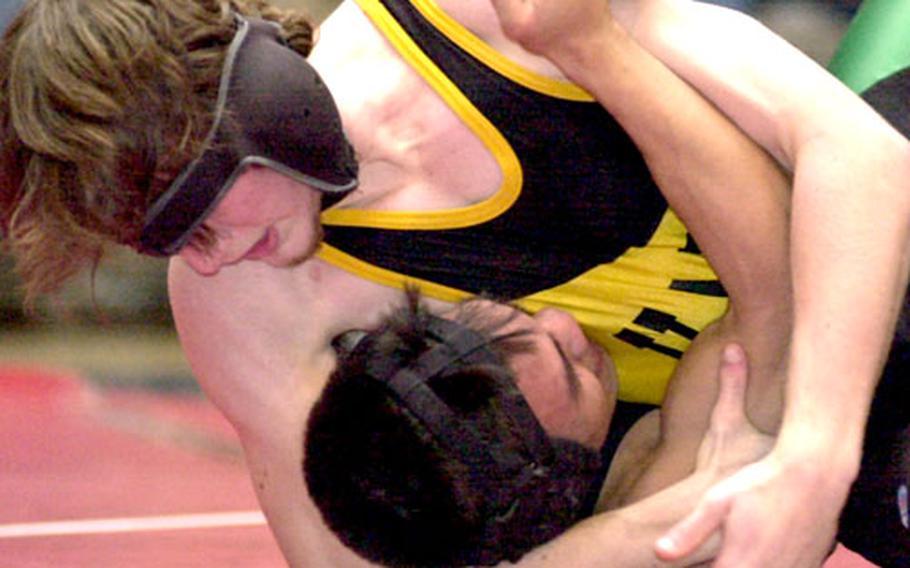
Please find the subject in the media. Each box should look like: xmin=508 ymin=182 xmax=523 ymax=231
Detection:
xmin=515 ymin=211 xmax=727 ymax=404
xmin=321 ymin=1 xmax=729 ymax=405
xmin=319 ymin=210 xmax=726 ymax=405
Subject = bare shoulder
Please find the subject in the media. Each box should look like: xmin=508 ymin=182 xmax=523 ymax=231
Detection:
xmin=166 ymin=257 xmax=402 ymax=430
xmin=328 ymin=0 xmax=553 ymax=74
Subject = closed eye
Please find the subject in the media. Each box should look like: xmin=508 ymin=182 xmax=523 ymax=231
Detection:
xmin=549 ymin=335 xmax=581 ymax=400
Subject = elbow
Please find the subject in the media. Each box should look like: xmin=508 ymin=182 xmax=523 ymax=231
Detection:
xmin=727 ymin=270 xmax=793 ymax=340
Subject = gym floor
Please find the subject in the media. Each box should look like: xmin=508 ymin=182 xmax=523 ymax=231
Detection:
xmin=0 ymin=331 xmax=878 ymax=567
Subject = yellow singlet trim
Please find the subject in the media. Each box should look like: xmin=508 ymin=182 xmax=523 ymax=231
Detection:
xmin=317 ymin=243 xmax=473 ymax=303
xmin=409 ymin=0 xmax=593 ymax=101
xmin=322 ymin=0 xmax=522 ymax=230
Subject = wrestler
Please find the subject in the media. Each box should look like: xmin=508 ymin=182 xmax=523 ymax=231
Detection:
xmin=305 ymin=287 xmax=909 ymax=567
xmin=305 ymin=289 xmax=773 ymax=566
xmin=1 ymin=1 xmax=907 ymax=566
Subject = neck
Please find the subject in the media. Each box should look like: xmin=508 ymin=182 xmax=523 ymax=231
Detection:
xmin=308 ymin=1 xmax=504 ymax=211
xmin=309 ymin=1 xmax=433 ymax=204
xmin=596 ymin=409 xmax=662 ymax=512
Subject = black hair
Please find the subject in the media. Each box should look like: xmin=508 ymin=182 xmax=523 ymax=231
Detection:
xmin=304 ymin=290 xmax=603 ymax=566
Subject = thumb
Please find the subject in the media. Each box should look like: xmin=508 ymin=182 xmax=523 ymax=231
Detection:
xmin=709 ymin=343 xmax=749 ymax=436
xmin=655 ymin=489 xmax=731 ymax=560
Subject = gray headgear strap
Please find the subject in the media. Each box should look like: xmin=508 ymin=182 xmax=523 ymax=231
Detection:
xmin=139 ymin=15 xmax=357 ymax=255
xmin=356 ymin=315 xmax=556 ymax=513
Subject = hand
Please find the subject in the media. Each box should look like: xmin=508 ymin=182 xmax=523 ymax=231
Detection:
xmin=694 ymin=344 xmax=774 ymax=477
xmin=656 ymin=455 xmax=843 ymax=568
xmin=656 ymin=345 xmax=846 ymax=568
xmin=489 ymin=0 xmax=612 ymax=58
xmin=657 ymin=343 xmax=773 ymax=567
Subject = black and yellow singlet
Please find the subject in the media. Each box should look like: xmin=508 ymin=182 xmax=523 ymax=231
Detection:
xmin=318 ymin=0 xmax=729 ymax=404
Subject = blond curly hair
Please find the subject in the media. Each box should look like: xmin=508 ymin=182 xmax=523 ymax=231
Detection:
xmin=0 ymin=0 xmax=316 ymax=306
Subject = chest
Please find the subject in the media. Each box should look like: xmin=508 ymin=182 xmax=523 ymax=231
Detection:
xmin=312 ymin=5 xmax=502 ymax=210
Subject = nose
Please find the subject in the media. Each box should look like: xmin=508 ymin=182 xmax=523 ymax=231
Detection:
xmin=533 ymin=308 xmax=588 ymax=359
xmin=177 ymin=245 xmax=223 ymax=276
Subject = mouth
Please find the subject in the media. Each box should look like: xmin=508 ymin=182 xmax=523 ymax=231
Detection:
xmin=589 ymin=343 xmax=613 ymax=389
xmin=243 ymin=228 xmax=278 ymax=260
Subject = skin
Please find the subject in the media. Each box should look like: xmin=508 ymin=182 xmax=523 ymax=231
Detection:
xmin=178 ymin=165 xmax=324 ymax=275
xmin=457 ymin=303 xmax=620 ymax=450
xmin=491 ymin=1 xmax=910 ymax=566
xmin=439 ymin=301 xmax=776 ymax=517
xmin=165 ymin=0 xmax=909 ymax=566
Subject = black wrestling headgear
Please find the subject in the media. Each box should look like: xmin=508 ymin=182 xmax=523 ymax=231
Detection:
xmin=139 ymin=15 xmax=358 ymax=256
xmin=353 ymin=315 xmax=603 ymax=565
xmin=358 ymin=316 xmax=556 ymax=497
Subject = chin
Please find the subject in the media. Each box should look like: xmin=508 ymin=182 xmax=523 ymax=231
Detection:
xmin=267 ymin=245 xmax=317 ymax=268
xmin=280 ymin=225 xmax=323 ymax=266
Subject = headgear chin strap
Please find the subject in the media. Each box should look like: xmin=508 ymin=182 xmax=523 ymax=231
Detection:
xmin=139 ymin=15 xmax=358 ymax=256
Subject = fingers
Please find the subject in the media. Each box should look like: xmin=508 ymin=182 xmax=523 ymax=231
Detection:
xmin=709 ymin=343 xmax=749 ymax=435
xmin=655 ymin=490 xmax=731 ymax=561
xmin=657 ymin=346 xmax=754 ymax=562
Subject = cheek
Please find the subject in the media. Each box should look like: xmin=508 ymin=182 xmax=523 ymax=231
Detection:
xmin=511 ymin=362 xmax=575 ymax=434
xmin=527 ymin=390 xmax=583 ymax=442
xmin=582 ymin=377 xmax=614 ymax=448
xmin=535 ymin=398 xmax=578 ymax=437
xmin=206 ymin=204 xmax=266 ymax=228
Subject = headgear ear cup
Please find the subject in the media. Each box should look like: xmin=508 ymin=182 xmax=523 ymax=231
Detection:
xmin=139 ymin=15 xmax=357 ymax=255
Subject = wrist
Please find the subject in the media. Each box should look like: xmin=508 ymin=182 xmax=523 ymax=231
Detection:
xmin=547 ymin=20 xmax=631 ymax=85
xmin=773 ymin=428 xmax=861 ymax=490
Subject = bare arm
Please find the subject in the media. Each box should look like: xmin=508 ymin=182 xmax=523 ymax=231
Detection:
xmin=492 ymin=0 xmax=789 ymax=303
xmin=598 ymin=2 xmax=910 ymax=564
xmin=484 ymin=0 xmax=794 ymax=565
xmin=490 ymin=0 xmax=792 ymax=428
xmin=167 ymin=260 xmax=377 ymax=568
xmin=512 ymin=474 xmax=718 ymax=568
xmin=621 ymin=0 xmax=910 ymax=480
xmin=496 ymin=2 xmax=910 ymax=564
xmin=604 ymin=2 xmax=910 ymax=565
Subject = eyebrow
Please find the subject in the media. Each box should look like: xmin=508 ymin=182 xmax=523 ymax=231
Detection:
xmin=549 ymin=335 xmax=581 ymax=400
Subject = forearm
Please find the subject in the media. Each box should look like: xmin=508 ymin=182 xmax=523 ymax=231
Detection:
xmin=539 ymin=17 xmax=791 ymax=318
xmin=546 ymin=19 xmax=793 ymax=428
xmin=780 ymin=129 xmax=910 ymax=472
xmin=515 ymin=471 xmax=718 ymax=568
xmin=242 ymin=430 xmax=377 ymax=568
xmin=622 ymin=0 xmax=910 ymax=484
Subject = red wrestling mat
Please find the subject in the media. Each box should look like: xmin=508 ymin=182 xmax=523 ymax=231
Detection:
xmin=0 ymin=365 xmax=878 ymax=567
xmin=0 ymin=365 xmax=284 ymax=567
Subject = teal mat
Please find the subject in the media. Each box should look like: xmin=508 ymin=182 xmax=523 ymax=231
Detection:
xmin=829 ymin=0 xmax=910 ymax=94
